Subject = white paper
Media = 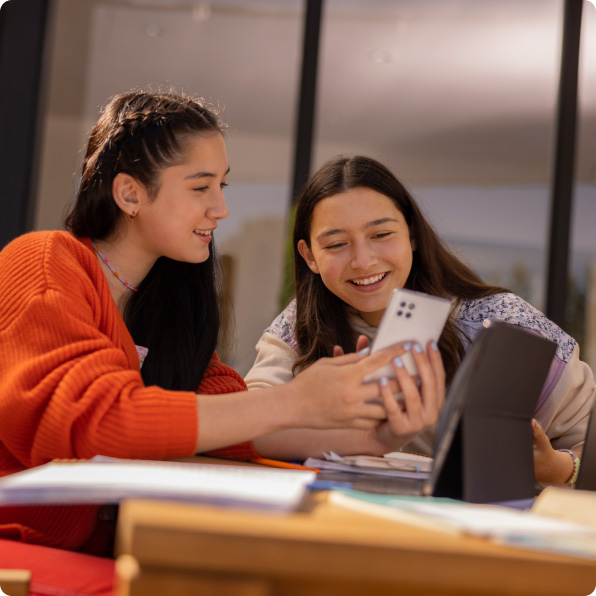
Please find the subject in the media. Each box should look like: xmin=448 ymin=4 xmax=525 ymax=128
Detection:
xmin=0 ymin=456 xmax=316 ymax=512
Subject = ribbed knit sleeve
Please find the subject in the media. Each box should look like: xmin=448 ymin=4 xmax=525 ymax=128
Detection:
xmin=198 ymin=354 xmax=261 ymax=461
xmin=198 ymin=353 xmax=248 ymax=394
xmin=0 ymin=231 xmax=266 ymax=551
xmin=0 ymin=232 xmax=199 ymax=551
xmin=0 ymin=231 xmax=198 ymax=473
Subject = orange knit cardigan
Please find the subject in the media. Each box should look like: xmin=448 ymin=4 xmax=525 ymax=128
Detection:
xmin=0 ymin=231 xmax=258 ymax=551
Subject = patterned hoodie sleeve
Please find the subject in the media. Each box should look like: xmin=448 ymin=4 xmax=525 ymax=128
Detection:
xmin=456 ymin=292 xmax=595 ymax=450
xmin=244 ymin=300 xmax=300 ymax=390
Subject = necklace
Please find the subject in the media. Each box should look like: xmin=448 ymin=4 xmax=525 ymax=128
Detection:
xmin=91 ymin=242 xmax=138 ymax=292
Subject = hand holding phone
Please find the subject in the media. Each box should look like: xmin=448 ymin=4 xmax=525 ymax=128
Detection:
xmin=364 ymin=288 xmax=451 ymax=383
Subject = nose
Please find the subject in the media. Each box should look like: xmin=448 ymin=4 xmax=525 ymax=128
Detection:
xmin=351 ymin=241 xmax=377 ymax=269
xmin=209 ymin=188 xmax=229 ymax=221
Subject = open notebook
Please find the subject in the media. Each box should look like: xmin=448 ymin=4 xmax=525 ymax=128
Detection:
xmin=0 ymin=456 xmax=316 ymax=512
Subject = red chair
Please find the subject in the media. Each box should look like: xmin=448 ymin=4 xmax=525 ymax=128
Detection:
xmin=0 ymin=539 xmax=115 ymax=596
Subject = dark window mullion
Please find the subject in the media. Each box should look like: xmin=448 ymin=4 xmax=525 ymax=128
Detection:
xmin=546 ymin=0 xmax=584 ymax=329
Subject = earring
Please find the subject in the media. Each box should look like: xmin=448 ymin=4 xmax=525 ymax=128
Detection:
xmin=130 ymin=211 xmax=137 ymax=219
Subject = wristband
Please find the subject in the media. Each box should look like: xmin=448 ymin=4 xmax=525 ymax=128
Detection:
xmin=558 ymin=449 xmax=580 ymax=486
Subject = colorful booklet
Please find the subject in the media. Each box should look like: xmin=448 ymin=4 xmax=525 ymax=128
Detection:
xmin=304 ymin=451 xmax=432 ymax=479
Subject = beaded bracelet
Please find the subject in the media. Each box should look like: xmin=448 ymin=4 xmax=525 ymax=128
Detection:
xmin=558 ymin=449 xmax=581 ymax=486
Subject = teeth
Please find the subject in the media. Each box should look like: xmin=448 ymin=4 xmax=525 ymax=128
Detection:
xmin=351 ymin=273 xmax=386 ymax=286
xmin=195 ymin=230 xmax=211 ymax=236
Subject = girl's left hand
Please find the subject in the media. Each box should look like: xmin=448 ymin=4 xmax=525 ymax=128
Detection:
xmin=370 ymin=341 xmax=445 ymax=453
xmin=333 ymin=335 xmax=369 ymax=357
xmin=532 ymin=419 xmax=575 ymax=485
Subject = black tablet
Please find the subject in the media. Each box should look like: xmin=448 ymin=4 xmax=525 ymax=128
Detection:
xmin=424 ymin=322 xmax=557 ymax=503
xmin=575 ymin=393 xmax=596 ymax=491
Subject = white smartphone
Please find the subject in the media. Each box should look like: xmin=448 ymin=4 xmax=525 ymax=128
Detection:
xmin=364 ymin=288 xmax=451 ymax=383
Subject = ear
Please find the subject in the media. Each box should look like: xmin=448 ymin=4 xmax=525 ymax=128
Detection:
xmin=297 ymin=239 xmax=320 ymax=274
xmin=112 ymin=173 xmax=143 ymax=218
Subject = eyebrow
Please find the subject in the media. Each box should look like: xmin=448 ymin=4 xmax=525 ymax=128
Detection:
xmin=184 ymin=166 xmax=230 ymax=180
xmin=315 ymin=217 xmax=399 ymax=242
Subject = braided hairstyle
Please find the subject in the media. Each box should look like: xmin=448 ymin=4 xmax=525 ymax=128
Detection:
xmin=64 ymin=90 xmax=227 ymax=391
xmin=292 ymin=155 xmax=509 ymax=385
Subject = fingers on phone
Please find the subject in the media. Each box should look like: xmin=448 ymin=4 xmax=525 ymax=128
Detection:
xmin=391 ymin=352 xmax=423 ymax=419
xmin=356 ymin=335 xmax=370 ymax=353
xmin=410 ymin=343 xmax=432 ymax=388
xmin=399 ymin=343 xmax=444 ymax=423
xmin=360 ymin=341 xmax=407 ymax=375
xmin=379 ymin=376 xmax=404 ymax=419
xmin=425 ymin=340 xmax=445 ymax=409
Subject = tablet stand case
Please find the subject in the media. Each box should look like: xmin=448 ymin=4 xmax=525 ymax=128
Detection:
xmin=575 ymin=392 xmax=596 ymax=491
xmin=427 ymin=322 xmax=557 ymax=503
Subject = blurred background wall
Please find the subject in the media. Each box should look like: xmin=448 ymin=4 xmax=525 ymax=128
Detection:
xmin=2 ymin=0 xmax=595 ymax=375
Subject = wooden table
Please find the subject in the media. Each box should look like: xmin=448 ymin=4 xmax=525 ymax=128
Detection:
xmin=114 ymin=490 xmax=596 ymax=596
xmin=0 ymin=569 xmax=30 ymax=596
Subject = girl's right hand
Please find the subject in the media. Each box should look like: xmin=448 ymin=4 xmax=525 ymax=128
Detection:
xmin=285 ymin=342 xmax=408 ymax=431
xmin=369 ymin=340 xmax=445 ymax=453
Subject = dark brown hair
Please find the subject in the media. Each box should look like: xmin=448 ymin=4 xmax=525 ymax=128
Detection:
xmin=293 ymin=155 xmax=508 ymax=384
xmin=64 ymin=90 xmax=226 ymax=391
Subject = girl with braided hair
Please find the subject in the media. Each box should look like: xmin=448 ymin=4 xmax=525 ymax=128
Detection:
xmin=0 ymin=92 xmax=438 ymax=583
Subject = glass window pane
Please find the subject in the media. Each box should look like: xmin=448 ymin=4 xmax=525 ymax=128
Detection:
xmin=314 ymin=0 xmax=595 ymax=353
xmin=570 ymin=2 xmax=596 ymax=371
xmin=35 ymin=0 xmax=303 ymax=373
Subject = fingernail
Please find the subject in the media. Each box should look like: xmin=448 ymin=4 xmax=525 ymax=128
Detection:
xmin=416 ymin=378 xmax=422 ymax=387
xmin=380 ymin=376 xmax=388 ymax=386
xmin=431 ymin=341 xmax=438 ymax=351
xmin=414 ymin=343 xmax=423 ymax=353
xmin=403 ymin=342 xmax=412 ymax=351
xmin=358 ymin=347 xmax=370 ymax=356
xmin=394 ymin=356 xmax=403 ymax=368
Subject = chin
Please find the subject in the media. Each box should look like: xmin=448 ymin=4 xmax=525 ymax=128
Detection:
xmin=192 ymin=254 xmax=211 ymax=264
xmin=173 ymin=249 xmax=210 ymax=264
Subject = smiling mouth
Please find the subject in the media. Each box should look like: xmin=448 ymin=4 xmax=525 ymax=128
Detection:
xmin=194 ymin=230 xmax=212 ymax=237
xmin=350 ymin=272 xmax=387 ymax=286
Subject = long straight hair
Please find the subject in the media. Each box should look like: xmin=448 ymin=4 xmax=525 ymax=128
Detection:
xmin=64 ymin=90 xmax=226 ymax=391
xmin=293 ymin=155 xmax=509 ymax=384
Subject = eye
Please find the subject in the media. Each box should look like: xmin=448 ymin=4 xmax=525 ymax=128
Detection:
xmin=325 ymin=242 xmax=346 ymax=250
xmin=372 ymin=232 xmax=392 ymax=240
xmin=220 ymin=182 xmax=228 ymax=189
xmin=192 ymin=186 xmax=209 ymax=192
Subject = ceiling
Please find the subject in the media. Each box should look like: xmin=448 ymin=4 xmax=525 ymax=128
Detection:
xmin=45 ymin=0 xmax=596 ymax=186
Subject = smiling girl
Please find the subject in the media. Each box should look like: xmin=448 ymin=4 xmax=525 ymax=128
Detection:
xmin=245 ymin=155 xmax=595 ymax=487
xmin=0 ymin=95 xmax=414 ymax=574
